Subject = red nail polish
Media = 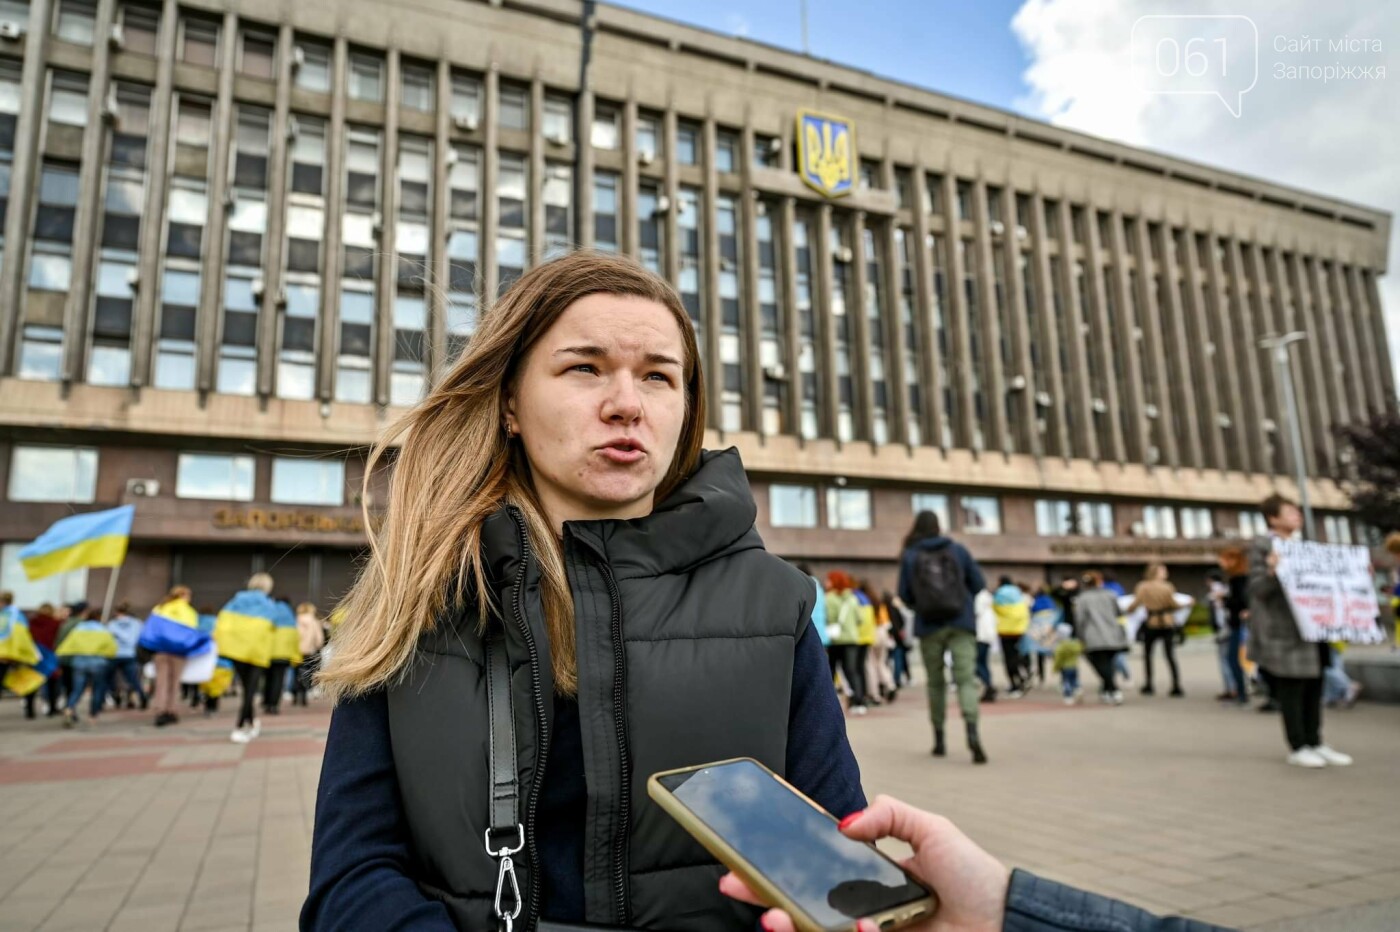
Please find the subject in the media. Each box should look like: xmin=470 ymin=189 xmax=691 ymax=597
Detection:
xmin=838 ymin=810 xmax=864 ymax=830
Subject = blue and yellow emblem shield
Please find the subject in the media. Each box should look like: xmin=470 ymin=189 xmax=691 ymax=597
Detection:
xmin=796 ymin=110 xmax=855 ymax=198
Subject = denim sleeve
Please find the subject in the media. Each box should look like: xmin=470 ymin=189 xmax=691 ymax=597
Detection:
xmin=785 ymin=619 xmax=866 ymax=818
xmin=300 ymin=691 xmax=455 ymax=931
xmin=1004 ymin=869 xmax=1237 ymax=932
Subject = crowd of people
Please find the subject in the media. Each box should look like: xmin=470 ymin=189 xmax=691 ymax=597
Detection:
xmin=797 ymin=492 xmax=1367 ymax=771
xmin=0 ymin=572 xmax=331 ymax=743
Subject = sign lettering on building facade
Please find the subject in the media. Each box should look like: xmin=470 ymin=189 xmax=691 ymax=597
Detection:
xmin=212 ymin=508 xmax=365 ymax=534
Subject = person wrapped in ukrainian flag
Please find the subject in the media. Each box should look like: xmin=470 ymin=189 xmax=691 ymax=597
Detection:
xmin=1 ymin=590 xmax=49 ymax=705
xmin=263 ymin=597 xmax=302 ymax=716
xmin=139 ymin=585 xmax=210 ymax=728
xmin=215 ymin=572 xmax=279 ymax=743
xmin=55 ymin=609 xmax=118 ymax=727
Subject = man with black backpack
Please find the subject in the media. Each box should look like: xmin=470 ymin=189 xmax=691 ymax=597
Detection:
xmin=897 ymin=510 xmax=989 ymax=764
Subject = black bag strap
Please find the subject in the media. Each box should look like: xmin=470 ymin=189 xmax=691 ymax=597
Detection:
xmin=485 ymin=631 xmax=524 ymax=932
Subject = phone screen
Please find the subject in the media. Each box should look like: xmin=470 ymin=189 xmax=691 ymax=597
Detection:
xmin=657 ymin=760 xmax=930 ymax=929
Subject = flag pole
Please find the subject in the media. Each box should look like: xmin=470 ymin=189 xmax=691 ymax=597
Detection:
xmin=100 ymin=563 xmax=123 ymax=623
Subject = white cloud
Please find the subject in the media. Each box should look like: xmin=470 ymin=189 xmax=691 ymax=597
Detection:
xmin=1011 ymin=0 xmax=1400 ymax=404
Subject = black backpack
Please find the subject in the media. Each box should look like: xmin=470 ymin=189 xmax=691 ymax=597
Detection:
xmin=911 ymin=547 xmax=966 ymax=621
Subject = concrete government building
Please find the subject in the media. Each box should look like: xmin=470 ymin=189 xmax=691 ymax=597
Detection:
xmin=0 ymin=0 xmax=1394 ymax=612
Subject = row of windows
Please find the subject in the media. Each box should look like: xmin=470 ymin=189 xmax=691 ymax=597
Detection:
xmin=7 ymin=445 xmax=347 ymax=506
xmin=768 ymin=485 xmax=1002 ymax=535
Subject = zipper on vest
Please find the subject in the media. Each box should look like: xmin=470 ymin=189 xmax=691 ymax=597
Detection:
xmin=598 ymin=559 xmax=631 ymax=924
xmin=507 ymin=507 xmax=548 ymax=932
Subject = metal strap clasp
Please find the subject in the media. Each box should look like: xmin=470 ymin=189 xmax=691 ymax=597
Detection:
xmin=486 ymin=825 xmax=525 ymax=932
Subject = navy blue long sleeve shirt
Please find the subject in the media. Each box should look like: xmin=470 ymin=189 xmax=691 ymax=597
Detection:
xmin=301 ymin=618 xmax=864 ymax=930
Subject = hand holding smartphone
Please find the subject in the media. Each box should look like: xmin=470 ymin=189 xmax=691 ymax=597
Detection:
xmin=648 ymin=759 xmax=938 ymax=932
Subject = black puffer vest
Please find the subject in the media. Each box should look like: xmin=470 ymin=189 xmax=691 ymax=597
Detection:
xmin=386 ymin=448 xmax=816 ymax=931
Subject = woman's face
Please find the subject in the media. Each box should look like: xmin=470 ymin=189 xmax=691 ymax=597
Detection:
xmin=506 ymin=293 xmax=689 ymax=531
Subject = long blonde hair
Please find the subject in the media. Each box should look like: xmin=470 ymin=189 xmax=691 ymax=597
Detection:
xmin=319 ymin=251 xmax=706 ymax=701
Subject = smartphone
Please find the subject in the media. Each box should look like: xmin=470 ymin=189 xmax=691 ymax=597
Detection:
xmin=648 ymin=758 xmax=936 ymax=932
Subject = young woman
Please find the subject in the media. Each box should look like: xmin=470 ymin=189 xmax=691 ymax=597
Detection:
xmin=1217 ymin=548 xmax=1251 ymax=707
xmin=139 ymin=586 xmax=208 ymax=726
xmin=214 ymin=573 xmax=279 ymax=743
xmin=1076 ymin=572 xmax=1129 ymax=704
xmin=303 ymin=253 xmax=863 ymax=931
xmin=1127 ymin=563 xmax=1183 ymax=697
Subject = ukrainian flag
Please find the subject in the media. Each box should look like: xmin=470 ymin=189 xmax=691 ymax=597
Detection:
xmin=0 ymin=605 xmax=41 ymax=666
xmin=202 ymin=657 xmax=235 ymax=698
xmin=214 ymin=590 xmax=279 ymax=668
xmin=139 ymin=597 xmax=211 ymax=657
xmin=270 ymin=599 xmax=302 ymax=665
xmin=18 ymin=505 xmax=135 ymax=581
xmin=56 ymin=620 xmax=118 ymax=659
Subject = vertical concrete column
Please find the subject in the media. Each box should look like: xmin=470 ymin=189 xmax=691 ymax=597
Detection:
xmin=1156 ymin=225 xmax=1203 ymax=469
xmin=1223 ymin=238 xmax=1270 ymax=474
xmin=848 ymin=209 xmax=873 ymax=441
xmin=1245 ymin=240 xmax=1291 ymax=475
xmin=255 ymin=22 xmax=295 ymax=398
xmin=970 ymin=179 xmax=1008 ymax=454
xmin=0 ymin=0 xmax=54 ymax=373
xmin=1285 ymin=250 xmax=1334 ymax=472
xmin=816 ymin=203 xmax=838 ymax=439
xmin=1267 ymin=246 xmax=1319 ymax=477
xmin=999 ymin=190 xmax=1037 ymax=457
xmin=1363 ymin=270 xmax=1397 ymax=411
xmin=526 ymin=77 xmax=544 ymax=265
xmin=60 ymin=0 xmax=118 ymax=384
xmin=480 ymin=66 xmax=499 ymax=305
xmin=909 ymin=166 xmax=942 ymax=448
xmin=1345 ymin=263 xmax=1384 ymax=417
xmin=621 ymin=97 xmax=638 ymax=257
xmin=1327 ymin=259 xmax=1368 ymax=424
xmin=1202 ymin=232 xmax=1250 ymax=471
xmin=1305 ymin=256 xmax=1351 ymax=432
xmin=779 ymin=196 xmax=802 ymax=436
xmin=662 ymin=106 xmax=678 ymax=283
xmin=1178 ymin=228 xmax=1226 ymax=470
xmin=373 ymin=50 xmax=400 ymax=407
xmin=129 ymin=0 xmax=179 ymax=387
xmin=1131 ymin=218 xmax=1177 ymax=467
xmin=429 ymin=59 xmax=451 ymax=382
xmin=701 ymin=116 xmax=721 ymax=426
xmin=1082 ymin=207 xmax=1126 ymax=463
xmin=195 ymin=11 xmax=239 ymax=393
xmin=882 ymin=177 xmax=910 ymax=445
xmin=1028 ymin=195 xmax=1067 ymax=459
xmin=740 ymin=127 xmax=763 ymax=433
xmin=316 ymin=38 xmax=348 ymax=401
xmin=576 ymin=88 xmax=594 ymax=250
xmin=941 ymin=173 xmax=974 ymax=450
xmin=1105 ymin=211 xmax=1148 ymax=464
xmin=1055 ymin=201 xmax=1097 ymax=462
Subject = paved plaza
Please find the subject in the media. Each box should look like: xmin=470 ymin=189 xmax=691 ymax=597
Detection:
xmin=0 ymin=644 xmax=1397 ymax=931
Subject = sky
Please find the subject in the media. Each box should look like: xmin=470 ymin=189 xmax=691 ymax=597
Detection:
xmin=615 ymin=0 xmax=1400 ymax=396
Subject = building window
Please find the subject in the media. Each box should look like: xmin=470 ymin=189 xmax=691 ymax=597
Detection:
xmin=1036 ymin=499 xmax=1114 ymax=538
xmin=176 ymin=453 xmax=254 ymax=501
xmin=895 ymin=168 xmax=912 ymax=210
xmin=175 ymin=97 xmax=211 ymax=148
xmin=754 ymin=133 xmax=780 ymax=169
xmin=1323 ymin=515 xmax=1354 ymax=546
xmin=865 ymin=226 xmax=890 ymax=444
xmin=831 ymin=221 xmax=854 ymax=442
xmin=542 ymin=96 xmax=571 ymax=144
xmin=29 ymin=161 xmax=80 ymax=292
xmin=911 ymin=493 xmax=950 ymax=532
xmin=593 ymin=171 xmax=618 ymax=253
xmin=498 ymin=82 xmax=528 ymax=131
xmin=335 ymin=286 xmax=373 ymax=403
xmin=119 ymin=3 xmax=160 ymax=55
xmin=1141 ymin=504 xmax=1178 ymax=540
xmin=294 ymin=39 xmax=332 ymax=93
xmin=54 ymin=0 xmax=95 ymax=45
xmin=8 ymin=445 xmax=98 ymax=502
xmin=1180 ymin=507 xmax=1214 ymax=540
xmin=239 ymin=28 xmax=276 ymax=80
xmin=591 ymin=105 xmax=619 ymax=149
xmin=270 ymin=456 xmax=344 ymax=506
xmin=17 ymin=326 xmax=64 ymax=379
xmin=497 ymin=152 xmax=527 ymax=289
xmin=959 ymin=496 xmax=1001 ymax=534
xmin=166 ymin=177 xmax=206 ymax=258
xmin=637 ymin=182 xmax=664 ymax=274
xmin=400 ymin=62 xmax=434 ymax=111
xmin=88 ymin=259 xmax=137 ymax=385
xmin=756 ymin=205 xmax=784 ymax=435
xmin=715 ymin=130 xmax=738 ymax=173
xmin=542 ymin=162 xmax=572 ymax=259
xmin=635 ymin=114 xmax=660 ymax=162
xmin=794 ymin=214 xmax=820 ymax=439
xmin=450 ymin=72 xmax=481 ymax=126
xmin=676 ymin=121 xmax=699 ymax=165
xmin=216 ymin=274 xmax=258 ymax=395
xmin=48 ymin=71 xmax=89 ymax=127
xmin=349 ymin=52 xmax=383 ymax=102
xmin=1236 ymin=510 xmax=1269 ymax=540
xmin=392 ymin=136 xmax=432 ymax=406
xmin=826 ymin=487 xmax=873 ymax=531
xmin=277 ymin=282 xmax=318 ymax=399
xmin=446 ymin=144 xmax=480 ymax=360
xmin=179 ymin=14 xmax=219 ymax=67
xmin=1 ymin=543 xmax=89 ymax=609
xmin=290 ymin=115 xmax=326 ymax=197
xmin=155 ymin=267 xmax=199 ymax=389
xmin=717 ymin=194 xmax=742 ymax=431
xmin=859 ymin=159 xmax=880 ymax=191
xmin=769 ymin=484 xmax=817 ymax=528
xmin=677 ymin=187 xmax=703 ymax=335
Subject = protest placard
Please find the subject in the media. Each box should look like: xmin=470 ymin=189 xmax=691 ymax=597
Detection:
xmin=1273 ymin=539 xmax=1383 ymax=644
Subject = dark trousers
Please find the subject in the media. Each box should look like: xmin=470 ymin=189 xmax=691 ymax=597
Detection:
xmin=975 ymin=642 xmax=993 ymax=689
xmin=109 ymin=658 xmax=147 ymax=706
xmin=233 ymin=661 xmax=261 ymax=728
xmin=1272 ymin=674 xmax=1323 ymax=750
xmin=1086 ymin=650 xmax=1119 ymax=693
xmin=1225 ymin=627 xmax=1249 ymax=704
xmin=827 ymin=645 xmax=867 ymax=707
xmin=263 ymin=660 xmax=290 ymax=712
xmin=999 ymin=635 xmax=1024 ymax=690
xmin=891 ymin=643 xmax=910 ymax=686
xmin=293 ymin=654 xmax=319 ymax=705
xmin=1142 ymin=626 xmax=1180 ymax=691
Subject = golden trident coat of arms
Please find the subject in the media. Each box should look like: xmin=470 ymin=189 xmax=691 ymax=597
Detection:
xmin=796 ymin=110 xmax=855 ymax=197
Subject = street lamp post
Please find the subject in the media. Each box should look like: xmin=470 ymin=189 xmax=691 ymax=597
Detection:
xmin=1259 ymin=331 xmax=1315 ymax=540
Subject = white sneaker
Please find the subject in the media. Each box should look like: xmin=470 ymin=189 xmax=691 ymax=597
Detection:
xmin=1110 ymin=691 xmax=1124 ymax=705
xmin=230 ymin=727 xmax=250 ymax=744
xmin=850 ymin=705 xmax=868 ymax=716
xmin=249 ymin=718 xmax=262 ymax=739
xmin=1312 ymin=745 xmax=1353 ymax=766
xmin=1287 ymin=747 xmax=1327 ymax=768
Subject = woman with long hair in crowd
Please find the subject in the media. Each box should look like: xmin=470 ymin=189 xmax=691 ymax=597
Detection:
xmin=303 ymin=252 xmax=864 ymax=930
xmin=1128 ymin=563 xmax=1184 ymax=697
